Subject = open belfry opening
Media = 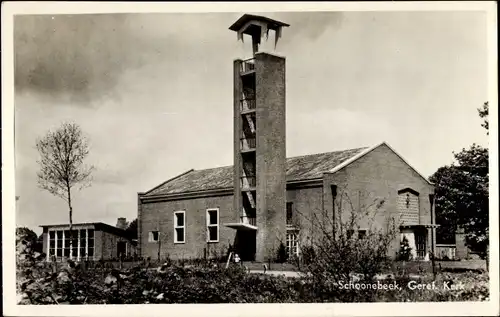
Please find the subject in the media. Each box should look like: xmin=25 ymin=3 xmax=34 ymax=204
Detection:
xmin=226 ymin=14 xmax=290 ymax=262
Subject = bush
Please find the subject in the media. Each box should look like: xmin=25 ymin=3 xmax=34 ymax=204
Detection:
xmin=17 ymin=258 xmax=489 ymax=304
xmin=276 ymin=242 xmax=288 ymax=263
xmin=300 ymin=245 xmax=316 ymax=265
xmin=298 ymin=193 xmax=397 ymax=300
xmin=396 ymin=236 xmax=413 ymax=261
xmin=15 ymin=207 xmax=489 ymax=304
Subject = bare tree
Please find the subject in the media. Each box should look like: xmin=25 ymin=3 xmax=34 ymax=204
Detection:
xmin=293 ymin=188 xmax=398 ymax=300
xmin=36 ymin=122 xmax=94 ymax=259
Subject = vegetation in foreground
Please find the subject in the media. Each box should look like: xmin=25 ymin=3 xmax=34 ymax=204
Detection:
xmin=16 ymin=261 xmax=490 ymax=304
xmin=17 ymin=233 xmax=489 ymax=305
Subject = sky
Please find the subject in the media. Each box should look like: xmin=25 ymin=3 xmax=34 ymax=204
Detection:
xmin=13 ymin=11 xmax=489 ymax=234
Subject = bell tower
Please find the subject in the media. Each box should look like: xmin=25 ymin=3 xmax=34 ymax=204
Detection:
xmin=225 ymin=14 xmax=289 ymax=262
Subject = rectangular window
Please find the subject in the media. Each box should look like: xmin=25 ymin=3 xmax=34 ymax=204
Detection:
xmin=71 ymin=230 xmax=78 ymax=258
xmin=79 ymin=229 xmax=86 ymax=259
xmin=56 ymin=230 xmax=63 ymax=258
xmin=286 ymin=232 xmax=299 ymax=257
xmin=174 ymin=211 xmax=185 ymax=243
xmin=149 ymin=231 xmax=159 ymax=242
xmin=63 ymin=230 xmax=71 ymax=257
xmin=49 ymin=231 xmax=56 ymax=257
xmin=87 ymin=229 xmax=95 ymax=258
xmin=206 ymin=208 xmax=219 ymax=243
xmin=286 ymin=202 xmax=293 ymax=225
xmin=358 ymin=230 xmax=367 ymax=240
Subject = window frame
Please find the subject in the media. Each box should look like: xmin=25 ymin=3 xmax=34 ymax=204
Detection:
xmin=48 ymin=230 xmax=56 ymax=259
xmin=148 ymin=230 xmax=159 ymax=243
xmin=286 ymin=202 xmax=293 ymax=225
xmin=358 ymin=229 xmax=368 ymax=240
xmin=206 ymin=208 xmax=220 ymax=243
xmin=87 ymin=229 xmax=95 ymax=259
xmin=286 ymin=231 xmax=299 ymax=257
xmin=174 ymin=210 xmax=186 ymax=244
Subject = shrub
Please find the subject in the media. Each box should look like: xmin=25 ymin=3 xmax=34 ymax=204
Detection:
xmin=276 ymin=242 xmax=288 ymax=263
xmin=17 ymin=258 xmax=489 ymax=304
xmin=300 ymin=245 xmax=316 ymax=265
xmin=396 ymin=236 xmax=413 ymax=261
xmin=298 ymin=191 xmax=397 ymax=300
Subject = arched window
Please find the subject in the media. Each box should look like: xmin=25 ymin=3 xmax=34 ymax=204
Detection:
xmin=397 ymin=188 xmax=420 ymax=225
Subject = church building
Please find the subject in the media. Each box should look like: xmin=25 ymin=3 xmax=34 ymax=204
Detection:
xmin=137 ymin=14 xmax=437 ymax=263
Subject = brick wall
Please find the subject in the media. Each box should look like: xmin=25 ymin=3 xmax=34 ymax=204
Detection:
xmin=139 ymin=144 xmax=434 ymax=261
xmin=398 ymin=192 xmax=420 ymax=225
xmin=140 ymin=195 xmax=235 ymax=260
xmin=100 ymin=231 xmax=137 ymax=260
xmin=322 ymin=144 xmax=435 ymax=257
xmin=254 ymin=52 xmax=287 ymax=262
xmin=286 ymin=186 xmax=324 ymax=247
xmin=94 ymin=231 xmax=103 ymax=260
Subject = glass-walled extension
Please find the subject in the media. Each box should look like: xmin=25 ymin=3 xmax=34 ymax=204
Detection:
xmin=47 ymin=228 xmax=95 ymax=261
xmin=42 ymin=222 xmax=137 ymax=262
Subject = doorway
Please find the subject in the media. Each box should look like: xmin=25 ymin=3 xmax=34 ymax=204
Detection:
xmin=117 ymin=241 xmax=127 ymax=259
xmin=234 ymin=230 xmax=256 ymax=261
xmin=415 ymin=230 xmax=427 ymax=259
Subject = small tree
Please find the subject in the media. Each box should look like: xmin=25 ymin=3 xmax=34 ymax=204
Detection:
xmin=396 ymin=236 xmax=413 ymax=261
xmin=125 ymin=218 xmax=138 ymax=240
xmin=276 ymin=241 xmax=288 ymax=263
xmin=36 ymin=122 xmax=94 ymax=260
xmin=296 ymin=189 xmax=397 ymax=300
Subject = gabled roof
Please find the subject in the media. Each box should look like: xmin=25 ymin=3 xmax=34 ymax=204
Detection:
xmin=144 ymin=147 xmax=367 ymax=197
xmin=328 ymin=142 xmax=433 ymax=186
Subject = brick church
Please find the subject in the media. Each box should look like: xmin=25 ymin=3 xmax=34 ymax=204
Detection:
xmin=137 ymin=14 xmax=438 ymax=263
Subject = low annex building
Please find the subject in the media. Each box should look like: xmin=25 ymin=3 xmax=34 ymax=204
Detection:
xmin=40 ymin=219 xmax=137 ymax=262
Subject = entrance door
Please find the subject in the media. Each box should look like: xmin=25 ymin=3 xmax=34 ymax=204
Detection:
xmin=415 ymin=231 xmax=426 ymax=259
xmin=117 ymin=241 xmax=126 ymax=259
xmin=234 ymin=230 xmax=256 ymax=261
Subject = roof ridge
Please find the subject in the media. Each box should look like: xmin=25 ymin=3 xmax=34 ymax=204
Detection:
xmin=148 ymin=146 xmax=370 ymax=184
xmin=287 ymin=146 xmax=369 ymax=160
xmin=193 ymin=147 xmax=370 ymax=172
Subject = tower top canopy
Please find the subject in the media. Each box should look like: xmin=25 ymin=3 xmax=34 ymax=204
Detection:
xmin=229 ymin=14 xmax=290 ymax=53
xmin=229 ymin=14 xmax=290 ymax=33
